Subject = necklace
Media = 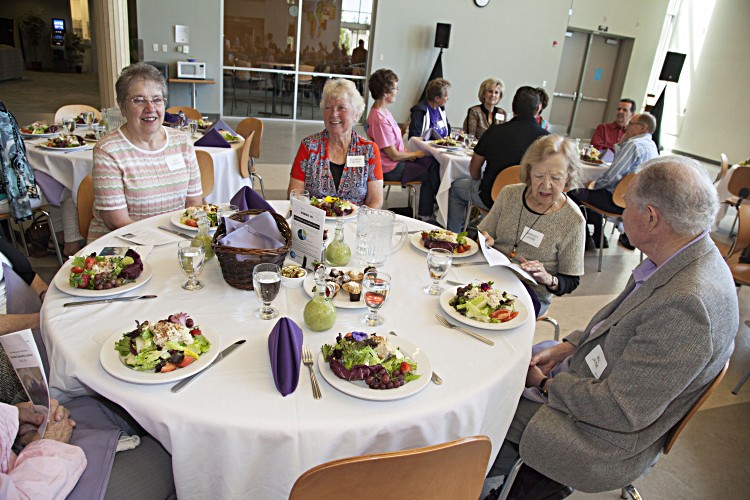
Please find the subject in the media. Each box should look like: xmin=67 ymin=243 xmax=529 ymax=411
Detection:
xmin=509 ymin=190 xmax=558 ymax=259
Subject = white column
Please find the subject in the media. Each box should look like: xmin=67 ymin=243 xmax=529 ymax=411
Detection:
xmin=92 ymin=0 xmax=130 ymax=108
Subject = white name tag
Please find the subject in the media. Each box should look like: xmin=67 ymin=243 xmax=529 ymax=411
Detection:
xmin=520 ymin=227 xmax=544 ymax=247
xmin=585 ymin=344 xmax=607 ymax=379
xmin=165 ymin=155 xmax=185 ymax=171
xmin=436 ymin=120 xmax=446 ymax=130
xmin=495 ymin=113 xmax=505 ymax=123
xmin=346 ymin=155 xmax=365 ymax=168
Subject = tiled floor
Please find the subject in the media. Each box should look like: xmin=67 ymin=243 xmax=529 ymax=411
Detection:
xmin=7 ymin=71 xmax=750 ymax=499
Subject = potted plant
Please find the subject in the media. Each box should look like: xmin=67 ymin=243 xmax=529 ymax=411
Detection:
xmin=65 ymin=32 xmax=85 ymax=73
xmin=18 ymin=9 xmax=46 ymax=70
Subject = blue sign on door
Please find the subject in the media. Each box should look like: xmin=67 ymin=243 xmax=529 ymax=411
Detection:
xmin=594 ymin=68 xmax=603 ymax=81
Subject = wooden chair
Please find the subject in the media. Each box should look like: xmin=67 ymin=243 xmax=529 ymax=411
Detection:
xmin=1 ymin=195 xmax=64 ymax=266
xmin=712 ymin=203 xmax=750 ymax=260
xmin=235 ymin=117 xmax=265 ymax=196
xmin=54 ymin=104 xmax=101 ymax=124
xmin=497 ymin=361 xmax=729 ymax=500
xmin=579 ymin=172 xmax=636 ymax=272
xmin=165 ymin=106 xmax=202 ymax=121
xmin=296 ymin=64 xmax=317 ymax=118
xmin=384 ymin=179 xmax=422 ymax=219
xmin=76 ymin=175 xmax=94 ymax=240
xmin=233 ymin=61 xmax=265 ymax=115
xmin=195 ymin=150 xmax=215 ymax=199
xmin=289 ymin=436 xmax=492 ymax=500
xmin=728 ymin=264 xmax=750 ymax=395
xmin=462 ymin=165 xmax=521 ymax=233
xmin=721 ymin=165 xmax=750 ymax=236
xmin=715 ymin=153 xmax=730 ymax=183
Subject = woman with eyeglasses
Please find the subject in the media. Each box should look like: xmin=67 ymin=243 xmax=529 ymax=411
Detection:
xmin=88 ymin=62 xmax=202 ymax=241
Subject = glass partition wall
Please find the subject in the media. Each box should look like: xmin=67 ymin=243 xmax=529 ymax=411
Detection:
xmin=223 ymin=0 xmax=372 ymax=121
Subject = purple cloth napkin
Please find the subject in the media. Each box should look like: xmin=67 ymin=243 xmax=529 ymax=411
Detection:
xmin=194 ymin=128 xmax=230 ymax=148
xmin=207 ymin=119 xmax=238 ymax=137
xmin=401 ymin=155 xmax=435 ymax=184
xmin=3 ymin=263 xmax=49 ymax=378
xmin=33 ymin=171 xmax=65 ymax=206
xmin=268 ymin=317 xmax=303 ymax=396
xmin=230 ymin=186 xmax=275 ymax=213
xmin=220 ymin=211 xmax=284 ymax=249
xmin=163 ymin=111 xmax=180 ymax=125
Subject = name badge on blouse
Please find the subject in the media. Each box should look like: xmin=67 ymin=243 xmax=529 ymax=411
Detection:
xmin=520 ymin=227 xmax=544 ymax=247
xmin=346 ymin=155 xmax=365 ymax=168
xmin=165 ymin=155 xmax=185 ymax=172
xmin=585 ymin=344 xmax=607 ymax=379
xmin=495 ymin=113 xmax=505 ymax=123
xmin=436 ymin=120 xmax=446 ymax=130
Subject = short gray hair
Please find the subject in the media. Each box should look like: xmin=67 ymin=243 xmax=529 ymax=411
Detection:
xmin=519 ymin=135 xmax=582 ymax=191
xmin=633 ymin=112 xmax=657 ymax=134
xmin=478 ymin=78 xmax=504 ymax=102
xmin=319 ymin=78 xmax=365 ymax=120
xmin=628 ymin=155 xmax=718 ymax=235
xmin=115 ymin=62 xmax=168 ymax=108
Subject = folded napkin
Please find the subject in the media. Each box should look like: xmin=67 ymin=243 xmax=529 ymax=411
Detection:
xmin=33 ymin=171 xmax=65 ymax=206
xmin=220 ymin=211 xmax=285 ymax=249
xmin=3 ymin=263 xmax=49 ymax=378
xmin=230 ymin=186 xmax=275 ymax=213
xmin=163 ymin=111 xmax=180 ymax=125
xmin=194 ymin=128 xmax=230 ymax=148
xmin=401 ymin=155 xmax=435 ymax=185
xmin=207 ymin=119 xmax=238 ymax=137
xmin=268 ymin=317 xmax=303 ymax=396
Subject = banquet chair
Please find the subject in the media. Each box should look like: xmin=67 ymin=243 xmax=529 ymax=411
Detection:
xmin=579 ymin=172 xmax=636 ymax=272
xmin=54 ymin=104 xmax=101 ymax=124
xmin=235 ymin=117 xmax=265 ymax=196
xmin=383 ymin=179 xmax=422 ymax=219
xmin=289 ymin=435 xmax=492 ymax=500
xmin=76 ymin=174 xmax=94 ymax=240
xmin=195 ymin=150 xmax=215 ymax=199
xmin=729 ymin=266 xmax=750 ymax=395
xmin=721 ymin=165 xmax=750 ymax=236
xmin=296 ymin=65 xmax=317 ymax=119
xmin=233 ymin=61 xmax=266 ymax=115
xmin=712 ymin=203 xmax=750 ymax=260
xmin=496 ymin=361 xmax=729 ymax=500
xmin=165 ymin=106 xmax=201 ymax=121
xmin=1 ymin=195 xmax=64 ymax=266
xmin=462 ymin=165 xmax=521 ymax=233
xmin=716 ymin=153 xmax=730 ymax=183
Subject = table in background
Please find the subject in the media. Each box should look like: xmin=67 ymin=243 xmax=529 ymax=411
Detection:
xmin=168 ymin=78 xmax=217 ymax=109
xmin=41 ymin=201 xmax=535 ymax=499
xmin=26 ymin=134 xmax=250 ymax=205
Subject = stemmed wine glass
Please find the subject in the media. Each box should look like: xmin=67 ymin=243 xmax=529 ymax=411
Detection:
xmin=178 ymin=240 xmax=206 ymax=290
xmin=464 ymin=133 xmax=476 ymax=150
xmin=63 ymin=117 xmax=75 ymax=134
xmin=84 ymin=111 xmax=95 ymax=128
xmin=288 ymin=188 xmax=310 ymax=220
xmin=362 ymin=270 xmax=391 ymax=326
xmin=253 ymin=263 xmax=281 ymax=320
xmin=424 ymin=248 xmax=452 ymax=295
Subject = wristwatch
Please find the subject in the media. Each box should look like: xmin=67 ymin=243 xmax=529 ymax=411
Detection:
xmin=548 ymin=275 xmax=559 ymax=290
xmin=539 ymin=376 xmax=551 ymax=396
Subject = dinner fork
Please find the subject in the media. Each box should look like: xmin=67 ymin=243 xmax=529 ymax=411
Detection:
xmin=451 ymin=261 xmax=486 ymax=268
xmin=302 ymin=346 xmax=322 ymax=399
xmin=434 ymin=314 xmax=495 ymax=346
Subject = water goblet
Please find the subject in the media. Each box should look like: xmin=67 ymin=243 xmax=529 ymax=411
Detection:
xmin=362 ymin=270 xmax=391 ymax=326
xmin=84 ymin=111 xmax=95 ymax=128
xmin=63 ymin=118 xmax=75 ymax=134
xmin=450 ymin=127 xmax=461 ymax=141
xmin=188 ymin=119 xmax=198 ymax=138
xmin=253 ymin=263 xmax=281 ymax=320
xmin=464 ymin=133 xmax=476 ymax=150
xmin=178 ymin=240 xmax=206 ymax=290
xmin=216 ymin=203 xmax=239 ymax=230
xmin=424 ymin=248 xmax=452 ymax=295
xmin=288 ymin=188 xmax=310 ymax=220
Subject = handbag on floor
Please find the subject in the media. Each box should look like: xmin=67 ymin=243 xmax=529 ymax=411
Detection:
xmin=24 ymin=212 xmax=50 ymax=257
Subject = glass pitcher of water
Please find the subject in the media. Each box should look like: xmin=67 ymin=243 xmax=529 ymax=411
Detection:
xmin=356 ymin=207 xmax=408 ymax=267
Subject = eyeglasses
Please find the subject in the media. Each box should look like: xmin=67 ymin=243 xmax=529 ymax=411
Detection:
xmin=130 ymin=96 xmax=165 ymax=107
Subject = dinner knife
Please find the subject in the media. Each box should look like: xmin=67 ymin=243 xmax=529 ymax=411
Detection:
xmin=63 ymin=295 xmax=157 ymax=307
xmin=157 ymin=225 xmax=194 ymax=239
xmin=171 ymin=340 xmax=246 ymax=393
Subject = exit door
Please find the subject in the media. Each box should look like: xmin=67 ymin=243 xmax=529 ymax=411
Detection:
xmin=549 ymin=30 xmax=632 ymax=139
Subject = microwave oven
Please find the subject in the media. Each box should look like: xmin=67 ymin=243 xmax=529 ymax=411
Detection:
xmin=177 ymin=61 xmax=206 ymax=79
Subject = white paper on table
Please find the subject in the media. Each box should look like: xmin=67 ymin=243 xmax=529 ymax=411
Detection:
xmin=0 ymin=330 xmax=50 ymax=437
xmin=289 ymin=199 xmax=326 ymax=269
xmin=477 ymin=232 xmax=537 ymax=285
xmin=117 ymin=227 xmax=182 ymax=246
xmin=85 ymin=244 xmax=154 ymax=260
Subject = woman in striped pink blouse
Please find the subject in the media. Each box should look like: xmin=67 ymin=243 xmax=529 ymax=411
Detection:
xmin=88 ymin=63 xmax=202 ymax=241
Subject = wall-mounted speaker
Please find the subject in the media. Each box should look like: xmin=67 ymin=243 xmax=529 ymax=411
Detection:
xmin=659 ymin=52 xmax=686 ymax=83
xmin=435 ymin=23 xmax=451 ymax=49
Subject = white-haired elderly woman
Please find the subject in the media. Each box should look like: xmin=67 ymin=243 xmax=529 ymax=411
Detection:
xmin=88 ymin=62 xmax=202 ymax=241
xmin=288 ymin=78 xmax=383 ymax=208
xmin=479 ymin=135 xmax=585 ymax=317
xmin=463 ymin=77 xmax=507 ymax=139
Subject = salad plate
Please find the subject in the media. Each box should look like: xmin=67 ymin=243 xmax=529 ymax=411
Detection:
xmin=409 ymin=232 xmax=478 ymax=258
xmin=325 ymin=206 xmax=357 ymax=221
xmin=302 ymin=268 xmax=366 ymax=309
xmin=38 ymin=143 xmax=91 ymax=152
xmin=169 ymin=210 xmax=218 ymax=232
xmin=99 ymin=327 xmax=220 ymax=385
xmin=22 ymin=132 xmax=59 ymax=139
xmin=429 ymin=140 xmax=462 ymax=151
xmin=317 ymin=336 xmax=431 ymax=401
xmin=581 ymin=159 xmax=609 ymax=167
xmin=439 ymin=286 xmax=529 ymax=331
xmin=54 ymin=262 xmax=153 ymax=298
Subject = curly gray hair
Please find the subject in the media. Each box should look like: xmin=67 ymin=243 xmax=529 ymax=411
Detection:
xmin=519 ymin=135 xmax=582 ymax=191
xmin=115 ymin=62 xmax=168 ymax=108
xmin=628 ymin=155 xmax=718 ymax=236
xmin=319 ymin=78 xmax=365 ymax=121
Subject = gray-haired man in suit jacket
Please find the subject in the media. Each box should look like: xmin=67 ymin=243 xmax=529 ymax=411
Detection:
xmin=489 ymin=155 xmax=737 ymax=495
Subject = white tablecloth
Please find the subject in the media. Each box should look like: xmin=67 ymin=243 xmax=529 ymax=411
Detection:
xmin=41 ymin=201 xmax=535 ymax=499
xmin=26 ymin=136 xmax=250 ymax=205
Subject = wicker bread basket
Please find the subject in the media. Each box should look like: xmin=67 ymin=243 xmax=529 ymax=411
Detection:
xmin=212 ymin=209 xmax=291 ymax=290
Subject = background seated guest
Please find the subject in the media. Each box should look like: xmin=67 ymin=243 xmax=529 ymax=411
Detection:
xmin=590 ymin=98 xmax=636 ymax=153
xmin=478 ymin=135 xmax=584 ymax=317
xmin=408 ymin=78 xmax=451 ymax=139
xmin=569 ymin=112 xmax=658 ymax=249
xmin=536 ymin=87 xmax=550 ymax=131
xmin=88 ymin=62 xmax=203 ymax=242
xmin=366 ymin=69 xmax=439 ymax=220
xmin=288 ymin=79 xmax=383 ymax=208
xmin=463 ymin=78 xmax=507 ymax=139
xmin=486 ymin=156 xmax=736 ymax=495
xmin=447 ymin=86 xmax=548 ymax=232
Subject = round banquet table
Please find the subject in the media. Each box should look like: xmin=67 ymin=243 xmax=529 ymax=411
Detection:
xmin=41 ymin=201 xmax=535 ymax=500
